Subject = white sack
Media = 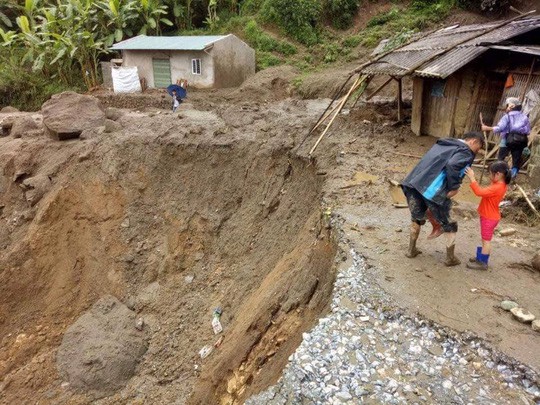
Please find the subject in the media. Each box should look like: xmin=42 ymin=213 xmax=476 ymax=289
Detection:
xmin=111 ymin=66 xmax=142 ymax=93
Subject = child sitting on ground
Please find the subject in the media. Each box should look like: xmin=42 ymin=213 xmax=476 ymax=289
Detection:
xmin=464 ymin=161 xmax=510 ymax=270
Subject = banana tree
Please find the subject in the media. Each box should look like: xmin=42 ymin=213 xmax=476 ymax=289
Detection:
xmin=95 ymin=0 xmax=139 ymax=46
xmin=136 ymin=0 xmax=173 ymax=35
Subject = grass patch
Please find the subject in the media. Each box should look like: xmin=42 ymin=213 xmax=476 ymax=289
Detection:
xmin=362 ymin=0 xmax=455 ymax=47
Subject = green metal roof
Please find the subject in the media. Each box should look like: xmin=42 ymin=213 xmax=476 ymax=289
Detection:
xmin=111 ymin=35 xmax=227 ymax=51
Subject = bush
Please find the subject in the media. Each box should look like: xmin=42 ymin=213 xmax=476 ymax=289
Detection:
xmin=243 ymin=20 xmax=297 ymax=56
xmin=0 ymin=51 xmax=82 ymax=111
xmin=256 ymin=51 xmax=283 ymax=70
xmin=323 ymin=0 xmax=359 ymax=29
xmin=342 ymin=35 xmax=362 ymax=48
xmin=240 ymin=0 xmax=265 ymax=15
xmin=260 ymin=0 xmax=321 ymax=46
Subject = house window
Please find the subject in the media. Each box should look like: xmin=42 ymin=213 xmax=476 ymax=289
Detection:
xmin=192 ymin=59 xmax=201 ymax=75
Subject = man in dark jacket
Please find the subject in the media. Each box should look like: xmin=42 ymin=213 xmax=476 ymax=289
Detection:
xmin=401 ymin=132 xmax=484 ymax=266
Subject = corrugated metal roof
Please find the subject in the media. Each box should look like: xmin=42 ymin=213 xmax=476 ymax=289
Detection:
xmin=488 ymin=44 xmax=540 ymax=56
xmin=359 ymin=16 xmax=540 ymax=78
xmin=111 ymin=35 xmax=227 ymax=50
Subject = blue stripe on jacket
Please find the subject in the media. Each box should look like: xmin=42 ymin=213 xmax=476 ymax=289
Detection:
xmin=422 ymin=165 xmax=470 ymax=202
xmin=422 ymin=171 xmax=446 ymax=201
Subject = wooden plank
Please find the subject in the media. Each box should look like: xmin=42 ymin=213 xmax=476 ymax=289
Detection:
xmin=411 ymin=77 xmax=424 ymax=136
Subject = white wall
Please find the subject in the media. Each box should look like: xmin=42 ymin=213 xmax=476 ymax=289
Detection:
xmin=122 ymin=49 xmax=214 ymax=88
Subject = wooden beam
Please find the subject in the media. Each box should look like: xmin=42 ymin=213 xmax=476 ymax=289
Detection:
xmin=397 ymin=78 xmax=403 ymax=122
xmin=520 ymin=57 xmax=537 ymax=101
xmin=365 ymin=77 xmax=393 ymax=101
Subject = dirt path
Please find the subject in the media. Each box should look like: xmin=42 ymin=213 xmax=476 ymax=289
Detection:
xmin=304 ymin=103 xmax=540 ymax=375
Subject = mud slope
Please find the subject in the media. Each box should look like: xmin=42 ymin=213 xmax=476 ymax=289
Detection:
xmin=0 ymin=103 xmax=337 ymax=404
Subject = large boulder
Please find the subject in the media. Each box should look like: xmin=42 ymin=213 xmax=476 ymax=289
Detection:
xmin=57 ymin=295 xmax=148 ymax=399
xmin=41 ymin=92 xmax=105 ymax=140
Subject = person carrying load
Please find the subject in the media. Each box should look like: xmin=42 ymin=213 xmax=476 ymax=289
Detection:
xmin=482 ymin=97 xmax=531 ymax=179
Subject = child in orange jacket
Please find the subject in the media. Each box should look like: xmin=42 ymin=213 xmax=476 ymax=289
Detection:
xmin=464 ymin=161 xmax=510 ymax=270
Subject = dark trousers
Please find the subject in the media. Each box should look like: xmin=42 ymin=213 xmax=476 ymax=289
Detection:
xmin=498 ymin=143 xmax=527 ymax=170
xmin=402 ymin=186 xmax=457 ymax=233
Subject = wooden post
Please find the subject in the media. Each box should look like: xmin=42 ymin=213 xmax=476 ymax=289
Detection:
xmin=520 ymin=58 xmax=536 ymax=101
xmin=397 ymin=78 xmax=403 ymax=122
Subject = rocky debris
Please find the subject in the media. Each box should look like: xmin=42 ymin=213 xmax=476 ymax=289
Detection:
xmin=20 ymin=175 xmax=51 ymax=206
xmin=1 ymin=106 xmax=19 ymax=113
xmin=56 ymin=295 xmax=148 ymax=399
xmin=41 ymin=91 xmax=105 ymax=140
xmin=105 ymin=107 xmax=125 ymax=121
xmin=533 ymin=252 xmax=540 ymax=272
xmin=500 ymin=300 xmax=519 ymax=311
xmin=247 ymin=251 xmax=540 ymax=404
xmin=104 ymin=119 xmax=122 ymax=133
xmin=499 ymin=228 xmax=516 ymax=237
xmin=1 ymin=116 xmax=14 ymax=136
xmin=10 ymin=116 xmax=40 ymax=138
xmin=510 ymin=308 xmax=536 ymax=323
xmin=532 ymin=321 xmax=540 ymax=332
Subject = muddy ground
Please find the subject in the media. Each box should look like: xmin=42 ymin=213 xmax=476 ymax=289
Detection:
xmin=0 ymin=66 xmax=539 ymax=404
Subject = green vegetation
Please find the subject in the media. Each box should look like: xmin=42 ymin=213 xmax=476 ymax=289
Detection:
xmin=0 ymin=0 xmax=478 ymax=109
xmin=362 ymin=0 xmax=456 ymax=47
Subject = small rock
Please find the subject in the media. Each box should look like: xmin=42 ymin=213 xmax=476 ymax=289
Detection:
xmin=184 ymin=275 xmax=194 ymax=284
xmin=335 ymin=391 xmax=352 ymax=401
xmin=532 ymin=320 xmax=540 ymax=332
xmin=135 ymin=318 xmax=144 ymax=331
xmin=121 ymin=218 xmax=130 ymax=228
xmin=532 ymin=252 xmax=540 ymax=272
xmin=499 ymin=228 xmax=516 ymax=236
xmin=500 ymin=300 xmax=519 ymax=311
xmin=442 ymin=380 xmax=453 ymax=390
xmin=510 ymin=307 xmax=536 ymax=323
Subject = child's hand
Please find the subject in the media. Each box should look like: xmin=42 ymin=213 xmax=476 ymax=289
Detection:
xmin=465 ymin=167 xmax=476 ymax=181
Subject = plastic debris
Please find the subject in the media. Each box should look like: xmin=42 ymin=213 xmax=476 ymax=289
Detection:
xmin=199 ymin=345 xmax=213 ymax=359
xmin=212 ymin=307 xmax=223 ymax=335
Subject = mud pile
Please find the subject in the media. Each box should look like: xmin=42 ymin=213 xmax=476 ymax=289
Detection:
xmin=0 ymin=96 xmax=338 ymax=404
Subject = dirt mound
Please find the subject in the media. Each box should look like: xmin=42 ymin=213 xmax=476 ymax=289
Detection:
xmin=57 ymin=295 xmax=148 ymax=399
xmin=230 ymin=65 xmax=299 ymax=102
xmin=41 ymin=92 xmax=105 ymax=140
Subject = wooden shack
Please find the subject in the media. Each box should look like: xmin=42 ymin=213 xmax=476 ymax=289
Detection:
xmin=359 ymin=15 xmax=540 ymax=138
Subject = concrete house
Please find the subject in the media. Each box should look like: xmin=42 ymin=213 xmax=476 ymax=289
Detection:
xmin=111 ymin=34 xmax=255 ymax=88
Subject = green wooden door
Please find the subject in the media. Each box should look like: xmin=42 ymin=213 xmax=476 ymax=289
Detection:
xmin=152 ymin=58 xmax=171 ymax=88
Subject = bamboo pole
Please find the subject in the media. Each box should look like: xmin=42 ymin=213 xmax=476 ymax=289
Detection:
xmin=308 ymin=75 xmax=366 ymax=156
xmin=479 ymin=113 xmax=489 ymax=183
xmin=516 ymin=185 xmax=540 ymax=216
xmin=365 ymin=76 xmax=394 ymax=101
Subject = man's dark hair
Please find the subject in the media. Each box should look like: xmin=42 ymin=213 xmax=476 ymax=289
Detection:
xmin=463 ymin=132 xmax=485 ymax=149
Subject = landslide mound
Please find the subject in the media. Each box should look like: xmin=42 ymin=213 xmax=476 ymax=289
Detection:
xmin=0 ymin=113 xmax=337 ymax=404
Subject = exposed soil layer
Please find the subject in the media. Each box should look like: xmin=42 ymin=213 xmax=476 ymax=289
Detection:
xmin=0 ymin=99 xmax=338 ymax=404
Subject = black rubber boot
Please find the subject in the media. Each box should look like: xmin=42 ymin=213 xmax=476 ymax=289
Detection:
xmin=444 ymin=245 xmax=461 ymax=267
